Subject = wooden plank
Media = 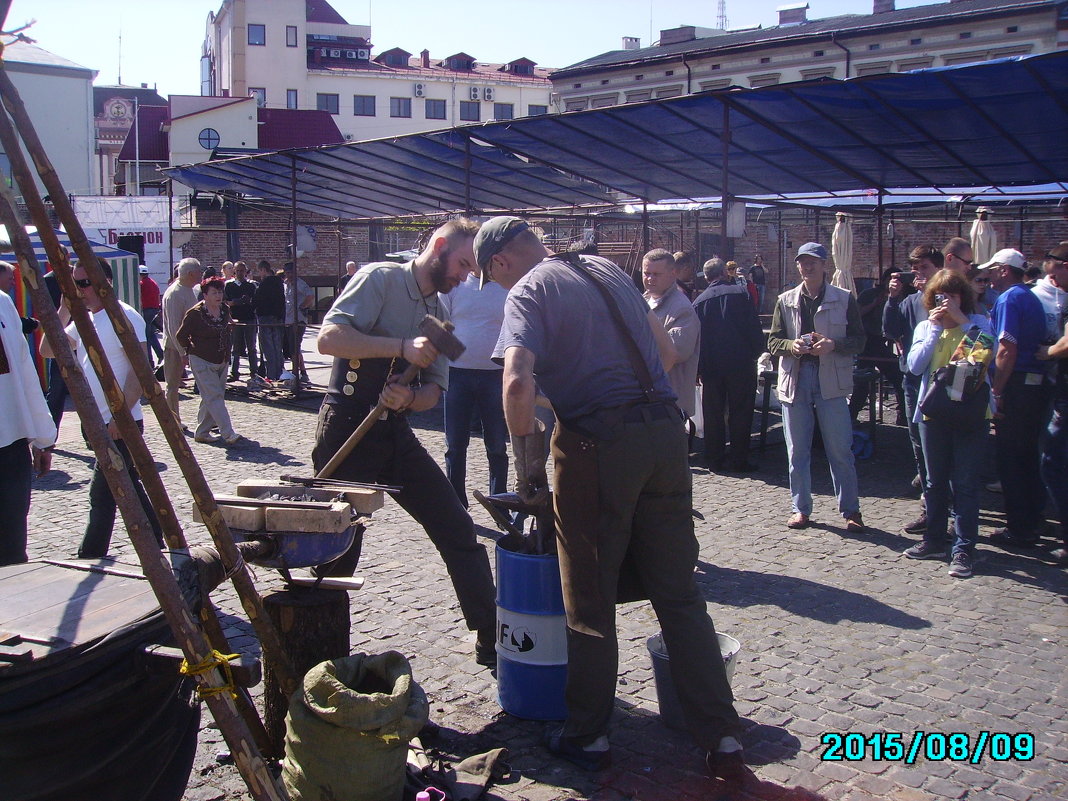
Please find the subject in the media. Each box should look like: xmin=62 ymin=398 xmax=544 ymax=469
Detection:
xmin=4 ymin=576 xmax=159 ymax=647
xmin=0 ymin=562 xmax=74 ymax=605
xmin=236 ymin=480 xmax=384 ymax=514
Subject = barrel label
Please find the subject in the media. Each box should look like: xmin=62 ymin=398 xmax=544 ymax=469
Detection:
xmin=496 ymin=608 xmax=567 ymax=665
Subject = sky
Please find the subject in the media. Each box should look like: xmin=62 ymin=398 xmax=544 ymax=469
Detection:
xmin=6 ymin=0 xmax=935 ymax=97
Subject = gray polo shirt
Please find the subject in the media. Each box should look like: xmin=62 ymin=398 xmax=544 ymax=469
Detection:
xmin=493 ymin=254 xmax=674 ymax=420
xmin=324 ymin=261 xmax=449 ymax=390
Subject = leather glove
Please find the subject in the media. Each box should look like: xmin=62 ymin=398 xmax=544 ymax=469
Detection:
xmin=511 ymin=419 xmax=549 ymax=506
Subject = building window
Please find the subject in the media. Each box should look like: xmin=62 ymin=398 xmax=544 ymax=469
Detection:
xmin=910 ymin=37 xmax=922 ymax=45
xmin=760 ymin=57 xmax=771 ymax=64
xmin=711 ymin=63 xmax=721 ymax=70
xmin=459 ymin=101 xmax=480 ymax=121
xmin=317 ymin=93 xmax=339 ymax=114
xmin=198 ymin=128 xmax=220 ymax=149
xmin=601 ymin=79 xmax=609 ymax=85
xmin=354 ymin=95 xmax=376 ymax=116
xmin=665 ymin=70 xmax=674 ymax=76
xmin=425 ymin=98 xmax=446 ymax=119
xmin=528 ymin=104 xmax=548 ymax=116
xmin=814 ymin=50 xmax=824 ymax=57
xmin=564 ymin=100 xmax=588 ymax=112
xmin=635 ymin=74 xmax=644 ymax=80
xmin=573 ymin=83 xmax=582 ymax=88
xmin=1007 ymin=25 xmax=1018 ymax=33
xmin=625 ymin=90 xmax=651 ymax=103
xmin=868 ymin=43 xmax=881 ymax=51
xmin=286 ymin=25 xmax=297 ymax=47
xmin=384 ymin=52 xmax=408 ymax=67
xmin=493 ymin=102 xmax=514 ymax=120
xmin=248 ymin=24 xmax=265 ymax=46
xmin=249 ymin=87 xmax=266 ymax=106
xmin=960 ymin=31 xmax=972 ymax=39
xmin=390 ymin=97 xmax=412 ymax=118
xmin=287 ymin=89 xmax=298 ymax=109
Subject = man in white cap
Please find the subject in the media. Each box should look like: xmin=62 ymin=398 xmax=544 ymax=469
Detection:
xmin=986 ymin=248 xmax=1052 ymax=549
xmin=139 ymin=264 xmax=164 ymax=368
xmin=478 ymin=216 xmax=746 ymax=781
xmin=767 ymin=242 xmax=866 ymax=532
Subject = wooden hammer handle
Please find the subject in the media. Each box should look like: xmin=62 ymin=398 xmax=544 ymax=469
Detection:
xmin=316 ymin=362 xmax=420 ymax=480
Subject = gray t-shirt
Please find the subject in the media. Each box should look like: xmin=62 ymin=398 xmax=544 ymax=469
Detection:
xmin=324 ymin=261 xmax=448 ymax=390
xmin=493 ymin=255 xmax=674 ymax=420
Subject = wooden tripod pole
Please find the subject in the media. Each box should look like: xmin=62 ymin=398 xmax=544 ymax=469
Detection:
xmin=0 ymin=89 xmax=275 ymax=760
xmin=0 ymin=63 xmax=299 ymax=701
xmin=0 ymin=148 xmax=287 ymax=801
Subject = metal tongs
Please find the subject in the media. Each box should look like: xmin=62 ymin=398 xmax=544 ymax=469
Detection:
xmin=473 ymin=490 xmax=556 ymax=555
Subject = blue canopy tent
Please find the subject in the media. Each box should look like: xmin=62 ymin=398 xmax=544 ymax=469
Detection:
xmin=163 ymin=52 xmax=1068 ymax=221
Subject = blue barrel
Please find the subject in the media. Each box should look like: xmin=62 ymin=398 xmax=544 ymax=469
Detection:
xmin=495 ymin=544 xmax=568 ymax=720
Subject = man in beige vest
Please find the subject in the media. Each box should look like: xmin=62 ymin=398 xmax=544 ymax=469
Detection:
xmin=767 ymin=242 xmax=866 ymax=531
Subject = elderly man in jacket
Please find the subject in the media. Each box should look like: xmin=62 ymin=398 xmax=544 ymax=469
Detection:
xmin=767 ymin=243 xmax=866 ymax=532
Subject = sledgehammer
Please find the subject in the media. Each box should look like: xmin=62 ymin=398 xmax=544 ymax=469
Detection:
xmin=315 ymin=314 xmax=465 ymax=479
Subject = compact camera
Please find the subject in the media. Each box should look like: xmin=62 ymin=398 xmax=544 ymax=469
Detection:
xmin=935 ymin=293 xmax=948 ymax=305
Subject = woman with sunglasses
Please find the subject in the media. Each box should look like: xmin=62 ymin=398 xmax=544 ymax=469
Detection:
xmin=968 ymin=266 xmax=995 ymax=317
xmin=176 ymin=277 xmax=244 ymax=446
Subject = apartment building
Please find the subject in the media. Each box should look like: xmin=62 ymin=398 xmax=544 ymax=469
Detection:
xmin=201 ymin=0 xmax=553 ymax=142
xmin=551 ymin=0 xmax=1066 ymax=110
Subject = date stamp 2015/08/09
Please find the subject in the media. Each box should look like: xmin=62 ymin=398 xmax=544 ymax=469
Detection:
xmin=820 ymin=732 xmax=1035 ymax=764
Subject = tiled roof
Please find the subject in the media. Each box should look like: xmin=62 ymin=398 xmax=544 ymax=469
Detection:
xmin=552 ymin=0 xmax=1057 ymax=75
xmin=257 ymin=107 xmax=345 ymax=150
xmin=305 ymin=0 xmax=348 ymax=25
xmin=311 ymin=59 xmax=552 ymax=84
xmin=117 ymin=105 xmax=169 ymax=162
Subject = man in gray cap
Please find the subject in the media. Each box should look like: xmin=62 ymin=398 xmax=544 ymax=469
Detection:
xmin=478 ymin=216 xmax=746 ymax=780
xmin=767 ymin=242 xmax=866 ymax=532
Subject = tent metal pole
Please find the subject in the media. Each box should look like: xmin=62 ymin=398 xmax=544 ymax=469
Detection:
xmin=876 ymin=191 xmax=884 ymax=274
xmin=721 ymin=104 xmax=730 ymax=255
xmin=642 ymin=201 xmax=649 ymax=253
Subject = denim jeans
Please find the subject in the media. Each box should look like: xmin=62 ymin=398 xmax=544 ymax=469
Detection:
xmin=143 ymin=308 xmax=164 ymax=364
xmin=995 ymin=373 xmax=1053 ymax=537
xmin=903 ymin=373 xmax=927 ymax=494
xmin=257 ymin=315 xmax=283 ymax=379
xmin=231 ymin=321 xmax=258 ymax=377
xmin=80 ymin=421 xmax=163 ymax=558
xmin=1041 ymin=394 xmax=1068 ymax=545
xmin=444 ymin=367 xmax=508 ymax=507
xmin=919 ymin=418 xmax=988 ymax=557
xmin=781 ymin=361 xmax=860 ymax=517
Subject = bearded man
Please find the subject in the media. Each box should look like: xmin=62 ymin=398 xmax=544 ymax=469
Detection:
xmin=311 ymin=218 xmax=498 ymax=666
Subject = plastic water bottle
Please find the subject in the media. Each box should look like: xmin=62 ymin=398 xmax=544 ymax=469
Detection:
xmin=416 ymin=793 xmax=431 ymax=801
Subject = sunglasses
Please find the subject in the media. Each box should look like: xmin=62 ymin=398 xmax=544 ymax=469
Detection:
xmin=74 ymin=278 xmax=93 ymax=288
xmin=974 ymin=277 xmax=990 ymax=283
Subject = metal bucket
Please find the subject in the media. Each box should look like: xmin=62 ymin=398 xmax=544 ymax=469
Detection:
xmin=494 ymin=544 xmax=567 ymax=720
xmin=646 ymin=631 xmax=741 ymax=730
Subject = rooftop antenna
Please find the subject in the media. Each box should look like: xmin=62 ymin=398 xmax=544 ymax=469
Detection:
xmin=117 ymin=28 xmax=122 ymax=84
xmin=717 ymin=0 xmax=729 ymax=29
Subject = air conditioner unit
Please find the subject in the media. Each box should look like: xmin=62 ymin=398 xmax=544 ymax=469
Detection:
xmin=344 ymin=50 xmax=357 ymax=58
xmin=356 ymin=48 xmax=370 ymax=59
xmin=413 ymin=83 xmax=426 ymax=97
xmin=330 ymin=49 xmax=341 ymax=57
xmin=468 ymin=85 xmax=480 ymax=101
xmin=482 ymin=87 xmax=495 ymax=101
xmin=344 ymin=133 xmax=354 ymax=141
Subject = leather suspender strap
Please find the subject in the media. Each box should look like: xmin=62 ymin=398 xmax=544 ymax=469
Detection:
xmin=559 ymin=252 xmax=659 ymax=403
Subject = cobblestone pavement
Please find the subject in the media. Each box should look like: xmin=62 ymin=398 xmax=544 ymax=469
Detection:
xmin=24 ymin=338 xmax=1066 ymax=801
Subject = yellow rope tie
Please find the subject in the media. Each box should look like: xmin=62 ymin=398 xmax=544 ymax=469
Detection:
xmin=179 ymin=649 xmax=241 ymax=699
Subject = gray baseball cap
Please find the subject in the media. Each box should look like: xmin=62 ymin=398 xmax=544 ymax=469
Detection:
xmin=796 ymin=242 xmax=828 ymax=261
xmin=473 ymin=216 xmax=528 ymax=288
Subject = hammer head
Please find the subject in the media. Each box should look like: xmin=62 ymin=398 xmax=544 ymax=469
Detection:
xmin=418 ymin=314 xmax=466 ymax=361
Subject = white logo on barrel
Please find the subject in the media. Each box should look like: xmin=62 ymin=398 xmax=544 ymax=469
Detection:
xmin=496 ymin=609 xmax=567 ymax=665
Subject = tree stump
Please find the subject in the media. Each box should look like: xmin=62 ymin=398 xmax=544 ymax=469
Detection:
xmin=263 ymin=586 xmax=350 ymax=756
